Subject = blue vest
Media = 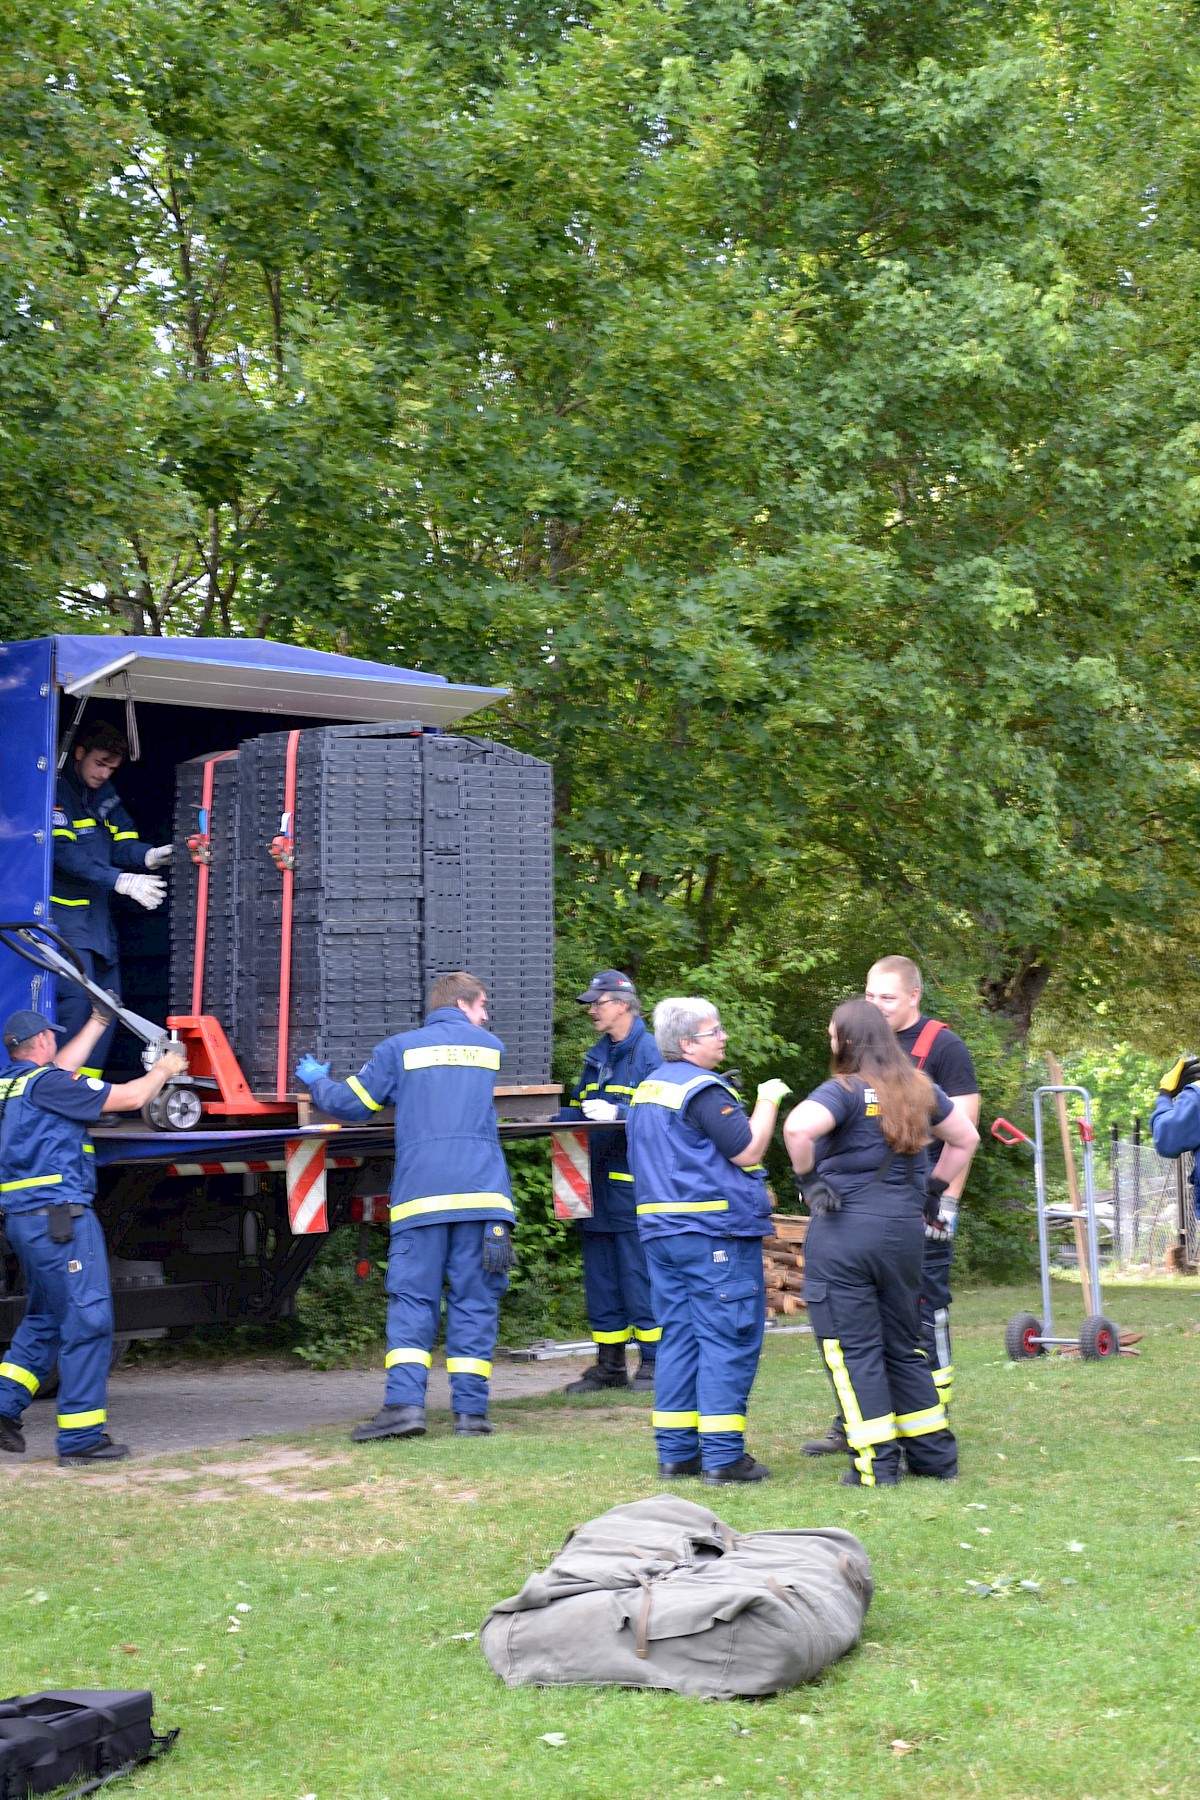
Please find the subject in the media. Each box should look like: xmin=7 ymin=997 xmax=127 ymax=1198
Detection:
xmin=626 ymin=1061 xmax=770 ymax=1240
xmin=0 ymin=1062 xmax=98 ymax=1214
xmin=558 ymin=1017 xmax=661 ymax=1231
xmin=310 ymin=1008 xmax=514 ymax=1229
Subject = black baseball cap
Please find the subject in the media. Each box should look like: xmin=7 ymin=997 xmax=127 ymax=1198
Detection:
xmin=3 ymin=1010 xmax=68 ymax=1050
xmin=576 ymin=971 xmax=638 ymax=1006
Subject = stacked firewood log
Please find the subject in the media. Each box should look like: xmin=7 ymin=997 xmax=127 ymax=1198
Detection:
xmin=763 ymin=1214 xmax=807 ymax=1317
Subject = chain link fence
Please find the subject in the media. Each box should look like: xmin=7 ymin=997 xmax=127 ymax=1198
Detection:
xmin=1104 ymin=1131 xmax=1198 ymax=1273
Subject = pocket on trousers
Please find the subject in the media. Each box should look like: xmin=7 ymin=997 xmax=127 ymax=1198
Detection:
xmin=713 ymin=1279 xmax=762 ymax=1342
xmin=802 ymin=1277 xmax=828 ymax=1305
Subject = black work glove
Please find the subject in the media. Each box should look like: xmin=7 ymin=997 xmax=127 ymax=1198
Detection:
xmin=482 ymin=1221 xmax=516 ymax=1273
xmin=924 ymin=1174 xmax=954 ymax=1241
xmin=1160 ymin=1055 xmax=1200 ymax=1097
xmin=797 ymin=1172 xmax=842 ymax=1215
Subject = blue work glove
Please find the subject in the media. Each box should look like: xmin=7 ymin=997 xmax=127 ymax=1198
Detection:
xmin=481 ymin=1221 xmax=516 ymax=1273
xmin=295 ymin=1054 xmax=331 ymax=1088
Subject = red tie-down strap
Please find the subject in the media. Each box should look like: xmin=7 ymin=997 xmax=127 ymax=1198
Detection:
xmin=190 ymin=751 xmax=238 ymax=1017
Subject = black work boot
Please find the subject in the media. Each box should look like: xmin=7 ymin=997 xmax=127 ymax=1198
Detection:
xmin=630 ymin=1352 xmax=656 ymax=1391
xmin=802 ymin=1416 xmax=848 ymax=1457
xmin=704 ymin=1453 xmax=771 ymax=1485
xmin=453 ymin=1413 xmax=495 ymax=1435
xmin=58 ymin=1433 xmax=130 ymax=1467
xmin=0 ymin=1415 xmax=26 ymax=1455
xmin=658 ymin=1454 xmax=702 ymax=1478
xmin=563 ymin=1340 xmax=629 ymax=1394
xmin=351 ymin=1404 xmax=426 ymax=1442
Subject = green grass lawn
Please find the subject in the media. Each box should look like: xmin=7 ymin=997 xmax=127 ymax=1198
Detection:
xmin=3 ymin=1282 xmax=1199 ymax=1800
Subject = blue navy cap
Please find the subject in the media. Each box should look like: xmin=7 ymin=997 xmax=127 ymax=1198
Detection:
xmin=3 ymin=1010 xmax=68 ymax=1050
xmin=577 ymin=971 xmax=638 ymax=1005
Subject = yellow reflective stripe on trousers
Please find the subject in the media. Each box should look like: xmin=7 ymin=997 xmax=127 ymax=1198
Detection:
xmin=58 ymin=1408 xmax=106 ymax=1429
xmin=346 ymin=1075 xmax=382 ymax=1111
xmin=385 ymin=1348 xmax=432 ymax=1369
xmin=401 ymin=1045 xmax=501 ymax=1072
xmin=652 ymin=1410 xmax=699 ymax=1428
xmin=698 ymin=1414 xmax=745 ymax=1433
xmin=636 ymin=1199 xmax=729 ymax=1215
xmin=894 ymin=1403 xmax=949 ymax=1438
xmin=931 ymin=1365 xmax=954 ymax=1401
xmin=446 ymin=1357 xmax=492 ymax=1378
xmin=390 ymin=1193 xmax=514 ymax=1223
xmin=820 ymin=1338 xmax=896 ymax=1486
xmin=608 ymin=1171 xmax=634 ymax=1183
xmin=0 ymin=1173 xmax=63 ymax=1193
xmin=592 ymin=1328 xmax=632 ymax=1344
xmin=632 ymin=1326 xmax=662 ymax=1342
xmin=51 ymin=896 xmax=89 ymax=907
xmin=0 ymin=1361 xmax=39 ymax=1395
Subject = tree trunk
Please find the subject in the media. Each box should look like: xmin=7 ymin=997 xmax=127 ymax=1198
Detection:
xmin=979 ymin=952 xmax=1053 ymax=1041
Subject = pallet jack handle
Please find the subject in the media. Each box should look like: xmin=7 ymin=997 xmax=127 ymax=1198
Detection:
xmin=0 ymin=920 xmax=176 ymax=1068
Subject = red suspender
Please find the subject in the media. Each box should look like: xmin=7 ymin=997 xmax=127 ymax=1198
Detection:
xmin=909 ymin=1018 xmax=946 ymax=1069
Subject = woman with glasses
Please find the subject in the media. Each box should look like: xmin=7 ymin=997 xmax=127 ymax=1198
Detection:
xmin=625 ymin=998 xmax=793 ymax=1484
xmin=783 ymin=998 xmax=978 ymax=1488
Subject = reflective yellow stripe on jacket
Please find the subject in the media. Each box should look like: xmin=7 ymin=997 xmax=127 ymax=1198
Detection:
xmin=389 ymin=1192 xmax=515 ymax=1224
xmin=401 ymin=1046 xmax=502 ymax=1072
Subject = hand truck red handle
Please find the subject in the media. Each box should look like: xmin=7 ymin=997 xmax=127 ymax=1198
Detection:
xmin=991 ymin=1116 xmax=1032 ymax=1147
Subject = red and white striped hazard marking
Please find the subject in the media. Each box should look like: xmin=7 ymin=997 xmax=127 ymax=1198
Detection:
xmin=166 ymin=1155 xmax=361 ymax=1178
xmin=286 ymin=1138 xmax=329 ymax=1234
xmin=551 ymin=1129 xmax=594 ymax=1220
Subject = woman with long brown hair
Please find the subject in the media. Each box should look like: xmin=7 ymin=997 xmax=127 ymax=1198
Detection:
xmin=783 ymin=999 xmax=978 ymax=1488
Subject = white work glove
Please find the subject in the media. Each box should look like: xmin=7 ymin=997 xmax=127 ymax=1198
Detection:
xmin=115 ymin=872 xmax=167 ymax=910
xmin=144 ymin=844 xmax=174 ymax=870
xmin=756 ymin=1078 xmax=793 ymax=1107
xmin=581 ymin=1098 xmax=620 ymax=1122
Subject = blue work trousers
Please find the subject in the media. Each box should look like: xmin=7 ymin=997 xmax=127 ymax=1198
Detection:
xmin=56 ymin=950 xmax=120 ymax=1076
xmin=644 ymin=1233 xmax=765 ymax=1471
xmin=384 ymin=1221 xmax=508 ymax=1416
xmin=0 ymin=1207 xmax=113 ymax=1454
xmin=919 ymin=1235 xmax=954 ymax=1407
xmin=580 ymin=1229 xmax=659 ymax=1356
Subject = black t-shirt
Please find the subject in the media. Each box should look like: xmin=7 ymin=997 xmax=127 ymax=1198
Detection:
xmin=895 ymin=1016 xmax=978 ymax=1097
xmin=809 ymin=1075 xmax=953 ymax=1199
xmin=686 ymin=1082 xmax=753 ymax=1160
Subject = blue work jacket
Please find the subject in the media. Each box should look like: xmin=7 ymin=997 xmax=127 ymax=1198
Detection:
xmin=626 ymin=1060 xmax=770 ymax=1241
xmin=1151 ymin=1088 xmax=1200 ymax=1211
xmin=52 ymin=765 xmax=153 ymax=957
xmin=556 ymin=1016 xmax=659 ymax=1232
xmin=307 ymin=1007 xmax=514 ymax=1229
xmin=0 ymin=1060 xmax=108 ymax=1213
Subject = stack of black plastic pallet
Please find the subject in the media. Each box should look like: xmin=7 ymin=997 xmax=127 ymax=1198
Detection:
xmin=168 ymin=752 xmax=241 ymax=1036
xmin=168 ymin=724 xmax=553 ymax=1092
xmin=423 ymin=736 xmax=553 ymax=1083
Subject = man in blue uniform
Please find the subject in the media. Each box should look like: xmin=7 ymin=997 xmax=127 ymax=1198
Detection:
xmin=556 ymin=971 xmax=661 ymax=1394
xmin=625 ymin=996 xmax=791 ymax=1484
xmin=1150 ymin=1055 xmax=1200 ymax=1210
xmin=0 ymin=1007 xmax=187 ymax=1464
xmin=296 ymin=971 xmax=515 ymax=1441
xmin=52 ymin=722 xmax=173 ymax=1075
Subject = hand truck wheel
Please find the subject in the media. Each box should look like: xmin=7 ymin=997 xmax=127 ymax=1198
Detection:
xmin=1004 ymin=1312 xmax=1045 ymax=1360
xmin=1078 ymin=1314 xmax=1120 ymax=1360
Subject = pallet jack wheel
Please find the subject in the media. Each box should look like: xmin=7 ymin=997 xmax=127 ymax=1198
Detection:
xmin=1078 ymin=1315 xmax=1119 ymax=1360
xmin=1004 ymin=1312 xmax=1045 ymax=1360
xmin=141 ymin=1086 xmax=203 ymax=1132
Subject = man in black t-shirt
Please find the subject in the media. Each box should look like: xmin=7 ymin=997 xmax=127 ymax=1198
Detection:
xmin=802 ymin=956 xmax=980 ymax=1457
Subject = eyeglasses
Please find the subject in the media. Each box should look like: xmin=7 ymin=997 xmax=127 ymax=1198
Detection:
xmin=587 ymin=996 xmax=620 ymax=1008
xmin=691 ymin=1025 xmax=727 ymax=1040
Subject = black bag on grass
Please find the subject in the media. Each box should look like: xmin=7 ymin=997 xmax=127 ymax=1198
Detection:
xmin=0 ymin=1690 xmax=176 ymax=1799
xmin=481 ymin=1495 xmax=873 ymax=1699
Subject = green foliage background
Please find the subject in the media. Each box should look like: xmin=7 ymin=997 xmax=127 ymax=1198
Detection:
xmin=6 ymin=0 xmax=1200 ymax=1307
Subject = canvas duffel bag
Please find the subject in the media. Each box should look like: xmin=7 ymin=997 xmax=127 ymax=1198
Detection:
xmin=481 ymin=1495 xmax=872 ymax=1699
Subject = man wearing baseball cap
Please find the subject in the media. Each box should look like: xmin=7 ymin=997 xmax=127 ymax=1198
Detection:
xmin=555 ymin=970 xmax=662 ymax=1393
xmin=0 ymin=1006 xmax=186 ymax=1463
